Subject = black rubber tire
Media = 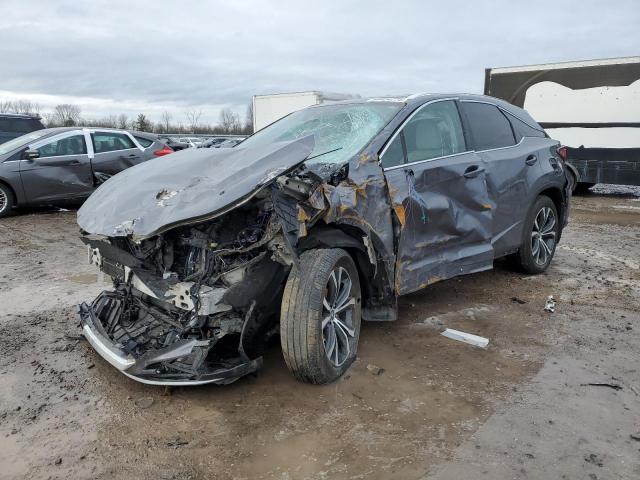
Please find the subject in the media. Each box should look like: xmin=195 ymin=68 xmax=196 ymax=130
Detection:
xmin=574 ymin=182 xmax=595 ymax=195
xmin=0 ymin=183 xmax=14 ymax=218
xmin=280 ymin=248 xmax=362 ymax=384
xmin=512 ymin=195 xmax=559 ymax=274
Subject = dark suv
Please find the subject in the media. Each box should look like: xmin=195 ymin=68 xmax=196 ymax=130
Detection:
xmin=78 ymin=94 xmax=571 ymax=386
xmin=0 ymin=113 xmax=44 ymax=144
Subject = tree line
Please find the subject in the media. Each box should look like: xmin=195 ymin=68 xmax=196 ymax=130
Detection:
xmin=0 ymin=99 xmax=253 ymax=135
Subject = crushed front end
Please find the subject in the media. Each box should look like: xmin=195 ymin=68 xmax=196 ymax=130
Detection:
xmin=79 ymin=192 xmax=292 ymax=385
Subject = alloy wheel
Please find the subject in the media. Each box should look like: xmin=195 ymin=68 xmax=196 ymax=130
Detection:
xmin=322 ymin=266 xmax=356 ymax=367
xmin=0 ymin=189 xmax=7 ymax=214
xmin=531 ymin=206 xmax=556 ymax=266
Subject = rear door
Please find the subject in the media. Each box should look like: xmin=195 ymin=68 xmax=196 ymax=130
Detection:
xmin=381 ymin=99 xmax=494 ymax=295
xmin=90 ymin=130 xmax=144 ymax=182
xmin=459 ymin=101 xmax=548 ymax=256
xmin=19 ymin=131 xmax=94 ymax=203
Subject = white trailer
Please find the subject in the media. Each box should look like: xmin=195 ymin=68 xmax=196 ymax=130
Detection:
xmin=485 ymin=57 xmax=640 ymax=189
xmin=252 ymin=91 xmax=358 ymax=132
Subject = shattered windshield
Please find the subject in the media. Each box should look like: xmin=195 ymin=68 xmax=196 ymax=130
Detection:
xmin=239 ymin=103 xmax=402 ymax=165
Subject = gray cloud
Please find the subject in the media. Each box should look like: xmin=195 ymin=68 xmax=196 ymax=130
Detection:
xmin=1 ymin=0 xmax=638 ymax=123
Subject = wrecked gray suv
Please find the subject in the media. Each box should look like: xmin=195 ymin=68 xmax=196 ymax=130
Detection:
xmin=78 ymin=94 xmax=571 ymax=386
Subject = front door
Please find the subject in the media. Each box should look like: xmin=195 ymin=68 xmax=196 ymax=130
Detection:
xmin=380 ymin=99 xmax=494 ymax=295
xmin=20 ymin=131 xmax=94 ymax=203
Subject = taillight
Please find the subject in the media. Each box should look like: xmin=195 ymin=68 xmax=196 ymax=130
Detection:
xmin=557 ymin=146 xmax=568 ymax=161
xmin=154 ymin=145 xmax=174 ymax=156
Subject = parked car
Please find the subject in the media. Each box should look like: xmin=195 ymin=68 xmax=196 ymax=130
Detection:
xmin=216 ymin=138 xmax=245 ymax=148
xmin=0 ymin=127 xmax=173 ymax=217
xmin=198 ymin=137 xmax=229 ymax=148
xmin=199 ymin=137 xmax=246 ymax=148
xmin=177 ymin=136 xmax=204 ymax=147
xmin=77 ymin=94 xmax=571 ymax=386
xmin=157 ymin=136 xmax=190 ymax=151
xmin=0 ymin=113 xmax=45 ymax=144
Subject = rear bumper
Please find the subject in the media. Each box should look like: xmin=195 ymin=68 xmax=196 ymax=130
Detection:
xmin=78 ymin=301 xmax=261 ymax=386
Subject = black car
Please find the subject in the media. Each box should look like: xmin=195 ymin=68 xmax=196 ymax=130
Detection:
xmin=0 ymin=128 xmax=173 ymax=217
xmin=77 ymin=94 xmax=571 ymax=386
xmin=0 ymin=113 xmax=45 ymax=144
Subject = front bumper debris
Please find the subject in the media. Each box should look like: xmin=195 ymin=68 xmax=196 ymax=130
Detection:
xmin=78 ymin=300 xmax=261 ymax=386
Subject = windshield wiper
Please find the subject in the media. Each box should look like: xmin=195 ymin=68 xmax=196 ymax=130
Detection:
xmin=306 ymin=147 xmax=342 ymax=161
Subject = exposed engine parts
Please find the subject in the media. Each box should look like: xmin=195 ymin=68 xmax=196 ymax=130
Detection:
xmin=79 ymin=178 xmax=320 ymax=384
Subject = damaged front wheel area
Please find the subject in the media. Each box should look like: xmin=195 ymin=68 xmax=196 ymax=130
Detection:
xmin=280 ymin=248 xmax=362 ymax=384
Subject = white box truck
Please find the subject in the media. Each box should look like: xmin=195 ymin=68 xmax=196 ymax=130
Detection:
xmin=252 ymin=91 xmax=358 ymax=132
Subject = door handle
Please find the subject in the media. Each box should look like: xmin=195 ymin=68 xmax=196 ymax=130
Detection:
xmin=463 ymin=165 xmax=484 ymax=178
xmin=525 ymin=154 xmax=538 ymax=166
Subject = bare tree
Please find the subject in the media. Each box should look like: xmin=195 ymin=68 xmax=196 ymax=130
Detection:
xmin=219 ymin=108 xmax=241 ymax=134
xmin=244 ymin=101 xmax=254 ymax=135
xmin=0 ymin=99 xmax=41 ymax=115
xmin=117 ymin=114 xmax=129 ymax=130
xmin=0 ymin=100 xmax=12 ymax=113
xmin=185 ymin=109 xmax=202 ymax=133
xmin=160 ymin=111 xmax=172 ymax=133
xmin=42 ymin=112 xmax=57 ymax=127
xmin=54 ymin=104 xmax=81 ymax=126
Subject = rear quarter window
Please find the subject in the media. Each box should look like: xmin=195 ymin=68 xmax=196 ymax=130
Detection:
xmin=134 ymin=135 xmax=154 ymax=148
xmin=92 ymin=132 xmax=136 ymax=153
xmin=505 ymin=112 xmax=546 ymax=141
xmin=461 ymin=102 xmax=516 ymax=150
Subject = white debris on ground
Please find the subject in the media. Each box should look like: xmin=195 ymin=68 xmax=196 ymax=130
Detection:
xmin=441 ymin=328 xmax=489 ymax=348
xmin=544 ymin=295 xmax=556 ymax=313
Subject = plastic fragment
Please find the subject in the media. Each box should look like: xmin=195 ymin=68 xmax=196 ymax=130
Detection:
xmin=441 ymin=328 xmax=489 ymax=348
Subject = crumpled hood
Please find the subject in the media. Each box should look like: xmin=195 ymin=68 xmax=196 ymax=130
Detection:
xmin=77 ymin=136 xmax=314 ymax=239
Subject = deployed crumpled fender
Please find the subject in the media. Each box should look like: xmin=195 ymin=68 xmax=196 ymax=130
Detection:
xmin=77 ymin=136 xmax=314 ymax=240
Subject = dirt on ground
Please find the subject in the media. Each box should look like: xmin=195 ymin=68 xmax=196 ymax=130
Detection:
xmin=1 ymin=188 xmax=639 ymax=480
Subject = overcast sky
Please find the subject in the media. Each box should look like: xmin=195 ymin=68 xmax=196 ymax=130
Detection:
xmin=1 ymin=0 xmax=638 ymax=125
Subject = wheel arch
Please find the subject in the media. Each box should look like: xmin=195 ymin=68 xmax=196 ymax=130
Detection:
xmin=535 ymin=185 xmax=566 ymax=239
xmin=0 ymin=178 xmax=18 ymax=205
xmin=297 ymin=223 xmax=397 ymax=320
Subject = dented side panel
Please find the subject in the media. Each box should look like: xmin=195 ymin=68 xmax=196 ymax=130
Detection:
xmin=384 ymin=152 xmax=494 ymax=295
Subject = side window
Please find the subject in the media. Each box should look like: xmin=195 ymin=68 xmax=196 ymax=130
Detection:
xmin=134 ymin=135 xmax=153 ymax=148
xmin=92 ymin=132 xmax=135 ymax=153
xmin=460 ymin=102 xmax=515 ymax=150
xmin=380 ymin=135 xmax=405 ymax=168
xmin=36 ymin=135 xmax=87 ymax=158
xmin=403 ymin=100 xmax=466 ymax=163
xmin=506 ymin=113 xmax=546 ymax=141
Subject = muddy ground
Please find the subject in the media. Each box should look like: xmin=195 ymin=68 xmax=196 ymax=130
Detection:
xmin=1 ymin=187 xmax=639 ymax=480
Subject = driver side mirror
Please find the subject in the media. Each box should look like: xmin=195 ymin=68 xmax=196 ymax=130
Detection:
xmin=24 ymin=149 xmax=40 ymax=160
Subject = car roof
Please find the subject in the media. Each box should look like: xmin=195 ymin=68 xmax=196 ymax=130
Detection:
xmin=315 ymin=93 xmax=540 ymax=127
xmin=0 ymin=112 xmax=42 ymax=119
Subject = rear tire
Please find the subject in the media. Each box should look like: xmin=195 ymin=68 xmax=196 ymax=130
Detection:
xmin=0 ymin=183 xmax=14 ymax=218
xmin=280 ymin=248 xmax=362 ymax=384
xmin=511 ymin=196 xmax=559 ymax=274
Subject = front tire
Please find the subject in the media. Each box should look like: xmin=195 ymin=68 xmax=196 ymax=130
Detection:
xmin=0 ymin=183 xmax=14 ymax=218
xmin=280 ymin=248 xmax=362 ymax=384
xmin=512 ymin=196 xmax=559 ymax=274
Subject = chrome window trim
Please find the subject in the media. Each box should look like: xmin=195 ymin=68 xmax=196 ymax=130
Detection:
xmin=28 ymin=129 xmax=84 ymax=150
xmin=384 ymin=150 xmax=475 ymax=171
xmin=379 ymin=97 xmax=468 ymax=170
xmin=27 ymin=130 xmax=91 ymax=160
